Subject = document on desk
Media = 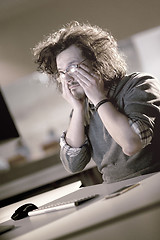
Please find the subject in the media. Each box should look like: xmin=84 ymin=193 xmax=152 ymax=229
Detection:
xmin=28 ymin=194 xmax=99 ymax=217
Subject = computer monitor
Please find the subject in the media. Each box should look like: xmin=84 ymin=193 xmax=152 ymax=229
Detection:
xmin=0 ymin=88 xmax=20 ymax=143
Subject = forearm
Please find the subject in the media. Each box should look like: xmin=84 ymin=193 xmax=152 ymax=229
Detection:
xmin=97 ymin=101 xmax=143 ymax=156
xmin=60 ymin=141 xmax=91 ymax=173
xmin=66 ymin=107 xmax=86 ymax=148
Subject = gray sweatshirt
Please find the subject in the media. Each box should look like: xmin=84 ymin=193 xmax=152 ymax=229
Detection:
xmin=60 ymin=73 xmax=160 ymax=183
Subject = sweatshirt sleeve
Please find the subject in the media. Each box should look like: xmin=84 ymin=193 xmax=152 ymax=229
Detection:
xmin=123 ymin=73 xmax=160 ymax=142
xmin=128 ymin=118 xmax=153 ymax=148
xmin=60 ymin=131 xmax=91 ymax=173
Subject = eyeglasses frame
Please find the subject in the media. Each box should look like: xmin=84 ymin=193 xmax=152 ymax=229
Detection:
xmin=57 ymin=59 xmax=86 ymax=80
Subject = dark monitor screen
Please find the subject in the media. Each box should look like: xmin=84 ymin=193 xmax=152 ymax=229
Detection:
xmin=0 ymin=88 xmax=19 ymax=143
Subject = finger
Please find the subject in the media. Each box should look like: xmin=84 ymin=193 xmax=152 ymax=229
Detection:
xmin=73 ymin=69 xmax=98 ymax=88
xmin=73 ymin=72 xmax=91 ymax=87
xmin=75 ymin=75 xmax=93 ymax=91
xmin=61 ymin=79 xmax=67 ymax=92
xmin=77 ymin=66 xmax=99 ymax=84
xmin=81 ymin=64 xmax=100 ymax=80
xmin=77 ymin=66 xmax=92 ymax=79
xmin=61 ymin=79 xmax=70 ymax=97
xmin=79 ymin=63 xmax=90 ymax=72
xmin=79 ymin=64 xmax=98 ymax=77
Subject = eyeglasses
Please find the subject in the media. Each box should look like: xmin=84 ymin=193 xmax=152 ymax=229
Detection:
xmin=57 ymin=59 xmax=86 ymax=80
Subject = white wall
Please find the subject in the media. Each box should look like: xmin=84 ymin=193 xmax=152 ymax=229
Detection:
xmin=0 ymin=0 xmax=160 ymax=86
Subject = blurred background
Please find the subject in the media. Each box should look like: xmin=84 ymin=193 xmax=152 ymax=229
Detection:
xmin=0 ymin=0 xmax=160 ymax=196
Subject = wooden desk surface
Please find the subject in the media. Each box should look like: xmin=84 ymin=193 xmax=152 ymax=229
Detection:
xmin=0 ymin=173 xmax=160 ymax=240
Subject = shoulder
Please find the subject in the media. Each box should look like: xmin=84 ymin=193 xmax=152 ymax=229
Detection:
xmin=113 ymin=72 xmax=160 ymax=113
xmin=115 ymin=72 xmax=160 ymax=94
xmin=123 ymin=72 xmax=159 ymax=88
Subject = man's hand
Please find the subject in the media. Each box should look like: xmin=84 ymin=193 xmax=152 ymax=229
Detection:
xmin=71 ymin=64 xmax=106 ymax=106
xmin=61 ymin=78 xmax=85 ymax=110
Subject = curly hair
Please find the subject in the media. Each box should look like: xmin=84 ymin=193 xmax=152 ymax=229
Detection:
xmin=33 ymin=21 xmax=127 ymax=92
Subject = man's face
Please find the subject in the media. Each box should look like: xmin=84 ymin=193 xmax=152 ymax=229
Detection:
xmin=56 ymin=45 xmax=86 ymax=100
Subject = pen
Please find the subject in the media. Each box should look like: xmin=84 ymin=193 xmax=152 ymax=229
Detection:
xmin=28 ymin=194 xmax=99 ymax=217
xmin=104 ymin=183 xmax=140 ymax=200
xmin=28 ymin=202 xmax=76 ymax=216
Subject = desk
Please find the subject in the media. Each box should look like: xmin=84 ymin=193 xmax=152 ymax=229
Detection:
xmin=0 ymin=173 xmax=160 ymax=240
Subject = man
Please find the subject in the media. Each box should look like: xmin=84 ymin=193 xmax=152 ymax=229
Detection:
xmin=33 ymin=21 xmax=160 ymax=183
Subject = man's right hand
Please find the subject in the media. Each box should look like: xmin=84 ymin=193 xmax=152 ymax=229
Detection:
xmin=61 ymin=79 xmax=85 ymax=110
